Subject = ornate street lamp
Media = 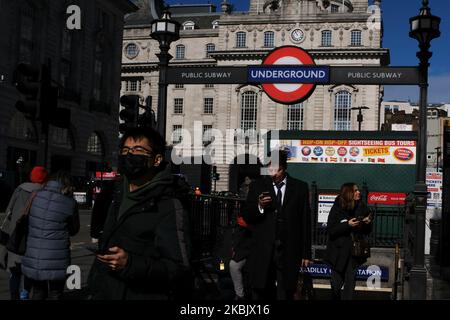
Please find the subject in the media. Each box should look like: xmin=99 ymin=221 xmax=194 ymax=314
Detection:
xmin=408 ymin=0 xmax=440 ymax=300
xmin=150 ymin=10 xmax=180 ymax=142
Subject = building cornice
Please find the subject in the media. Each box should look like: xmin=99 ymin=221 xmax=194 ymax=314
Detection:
xmin=219 ymin=13 xmax=371 ymax=26
xmin=209 ymin=48 xmax=390 ymax=65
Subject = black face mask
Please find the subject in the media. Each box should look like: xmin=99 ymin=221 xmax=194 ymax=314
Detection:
xmin=118 ymin=154 xmax=152 ymax=181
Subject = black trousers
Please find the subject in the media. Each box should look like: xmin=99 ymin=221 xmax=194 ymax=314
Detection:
xmin=31 ymin=280 xmax=65 ymax=300
xmin=330 ymin=259 xmax=358 ymax=300
xmin=252 ymin=244 xmax=295 ymax=301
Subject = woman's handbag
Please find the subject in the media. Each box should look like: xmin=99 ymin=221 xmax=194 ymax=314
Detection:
xmin=6 ymin=192 xmax=37 ymax=255
xmin=351 ymin=233 xmax=371 ymax=258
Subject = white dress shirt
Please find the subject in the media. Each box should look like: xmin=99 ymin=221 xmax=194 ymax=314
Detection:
xmin=259 ymin=177 xmax=287 ymax=213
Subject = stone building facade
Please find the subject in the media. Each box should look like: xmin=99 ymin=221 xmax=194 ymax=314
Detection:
xmin=0 ymin=0 xmax=136 ymax=193
xmin=122 ymin=0 xmax=388 ymax=192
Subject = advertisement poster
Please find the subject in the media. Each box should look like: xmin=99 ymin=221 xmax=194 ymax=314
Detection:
xmin=271 ymin=139 xmax=416 ymax=165
xmin=426 ymin=172 xmax=443 ymax=208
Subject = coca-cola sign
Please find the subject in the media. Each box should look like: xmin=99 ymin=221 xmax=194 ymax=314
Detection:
xmin=368 ymin=192 xmax=406 ymax=205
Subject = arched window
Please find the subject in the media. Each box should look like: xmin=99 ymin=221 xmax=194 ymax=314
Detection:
xmin=334 ymin=91 xmax=352 ymax=131
xmin=212 ymin=20 xmax=219 ymax=29
xmin=240 ymin=91 xmax=258 ymax=132
xmin=87 ymin=132 xmax=104 ymax=156
xmin=264 ymin=31 xmax=275 ymax=47
xmin=287 ymin=103 xmax=304 ymax=130
xmin=351 ymin=30 xmax=362 ymax=46
xmin=183 ymin=21 xmax=195 ymax=30
xmin=206 ymin=43 xmax=215 ymax=57
xmin=236 ymin=32 xmax=246 ymax=48
xmin=176 ymin=44 xmax=185 ymax=59
xmin=51 ymin=127 xmax=75 ymax=150
xmin=8 ymin=112 xmax=37 ymax=142
xmin=321 ymin=30 xmax=332 ymax=46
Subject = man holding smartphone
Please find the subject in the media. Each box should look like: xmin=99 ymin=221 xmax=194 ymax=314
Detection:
xmin=242 ymin=149 xmax=312 ymax=300
xmin=87 ymin=127 xmax=191 ymax=300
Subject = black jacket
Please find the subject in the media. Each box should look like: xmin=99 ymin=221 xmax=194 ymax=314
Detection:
xmin=324 ymin=198 xmax=372 ymax=273
xmin=241 ymin=175 xmax=312 ymax=291
xmin=88 ymin=167 xmax=191 ymax=300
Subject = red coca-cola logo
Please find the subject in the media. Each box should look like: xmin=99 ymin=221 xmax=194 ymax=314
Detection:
xmin=368 ymin=192 xmax=406 ymax=205
xmin=370 ymin=195 xmax=387 ymax=202
xmin=394 ymin=148 xmax=414 ymax=161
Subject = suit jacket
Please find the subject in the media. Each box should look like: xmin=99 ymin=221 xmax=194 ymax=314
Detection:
xmin=241 ymin=174 xmax=311 ymax=291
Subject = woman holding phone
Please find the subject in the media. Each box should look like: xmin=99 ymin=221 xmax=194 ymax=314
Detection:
xmin=324 ymin=182 xmax=373 ymax=300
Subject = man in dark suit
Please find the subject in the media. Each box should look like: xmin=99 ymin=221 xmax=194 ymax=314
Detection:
xmin=242 ymin=149 xmax=312 ymax=300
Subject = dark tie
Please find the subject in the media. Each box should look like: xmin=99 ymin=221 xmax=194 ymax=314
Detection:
xmin=276 ymin=181 xmax=284 ymax=212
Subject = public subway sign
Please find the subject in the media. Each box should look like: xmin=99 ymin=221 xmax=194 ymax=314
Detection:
xmin=166 ymin=45 xmax=420 ymax=105
xmin=329 ymin=66 xmax=421 ymax=85
xmin=270 ymin=139 xmax=417 ymax=165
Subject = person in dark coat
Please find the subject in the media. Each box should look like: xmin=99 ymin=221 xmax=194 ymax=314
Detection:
xmin=90 ymin=180 xmax=116 ymax=243
xmin=21 ymin=171 xmax=80 ymax=300
xmin=324 ymin=182 xmax=373 ymax=300
xmin=0 ymin=166 xmax=48 ymax=300
xmin=242 ymin=150 xmax=312 ymax=300
xmin=88 ymin=127 xmax=191 ymax=300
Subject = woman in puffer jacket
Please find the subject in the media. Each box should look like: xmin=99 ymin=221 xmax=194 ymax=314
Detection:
xmin=22 ymin=171 xmax=80 ymax=300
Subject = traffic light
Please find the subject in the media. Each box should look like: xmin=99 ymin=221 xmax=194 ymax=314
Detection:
xmin=119 ymin=94 xmax=139 ymax=133
xmin=13 ymin=63 xmax=41 ymax=119
xmin=13 ymin=62 xmax=70 ymax=129
xmin=212 ymin=165 xmax=220 ymax=181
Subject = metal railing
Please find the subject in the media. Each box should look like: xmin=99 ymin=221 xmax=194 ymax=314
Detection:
xmin=311 ymin=205 xmax=406 ymax=248
xmin=187 ymin=194 xmax=244 ymax=261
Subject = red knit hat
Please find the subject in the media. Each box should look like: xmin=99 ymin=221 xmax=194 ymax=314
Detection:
xmin=30 ymin=166 xmax=48 ymax=184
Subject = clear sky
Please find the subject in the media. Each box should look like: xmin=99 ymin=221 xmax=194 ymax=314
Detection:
xmin=165 ymin=0 xmax=450 ymax=103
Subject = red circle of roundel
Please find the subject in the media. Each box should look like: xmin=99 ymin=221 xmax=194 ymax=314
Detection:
xmin=262 ymin=46 xmax=316 ymax=104
xmin=394 ymin=148 xmax=414 ymax=161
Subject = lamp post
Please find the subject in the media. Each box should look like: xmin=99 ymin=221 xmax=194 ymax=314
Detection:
xmin=435 ymin=146 xmax=441 ymax=172
xmin=351 ymin=106 xmax=369 ymax=131
xmin=409 ymin=0 xmax=440 ymax=300
xmin=150 ymin=10 xmax=180 ymax=142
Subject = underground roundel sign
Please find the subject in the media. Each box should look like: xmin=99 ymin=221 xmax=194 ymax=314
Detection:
xmin=261 ymin=46 xmax=317 ymax=105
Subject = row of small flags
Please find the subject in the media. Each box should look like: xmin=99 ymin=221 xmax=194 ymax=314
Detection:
xmin=301 ymin=157 xmax=386 ymax=163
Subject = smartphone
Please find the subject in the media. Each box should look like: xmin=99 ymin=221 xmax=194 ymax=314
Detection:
xmin=261 ymin=191 xmax=271 ymax=197
xmin=85 ymin=245 xmax=102 ymax=255
xmin=85 ymin=245 xmax=111 ymax=255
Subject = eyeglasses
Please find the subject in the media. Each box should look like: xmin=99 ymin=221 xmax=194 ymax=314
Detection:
xmin=119 ymin=146 xmax=153 ymax=156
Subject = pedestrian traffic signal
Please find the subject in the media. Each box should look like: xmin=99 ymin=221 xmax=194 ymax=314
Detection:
xmin=137 ymin=96 xmax=156 ymax=129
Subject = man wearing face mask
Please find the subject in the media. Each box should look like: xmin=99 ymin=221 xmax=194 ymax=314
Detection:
xmin=87 ymin=127 xmax=191 ymax=300
xmin=242 ymin=149 xmax=312 ymax=300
